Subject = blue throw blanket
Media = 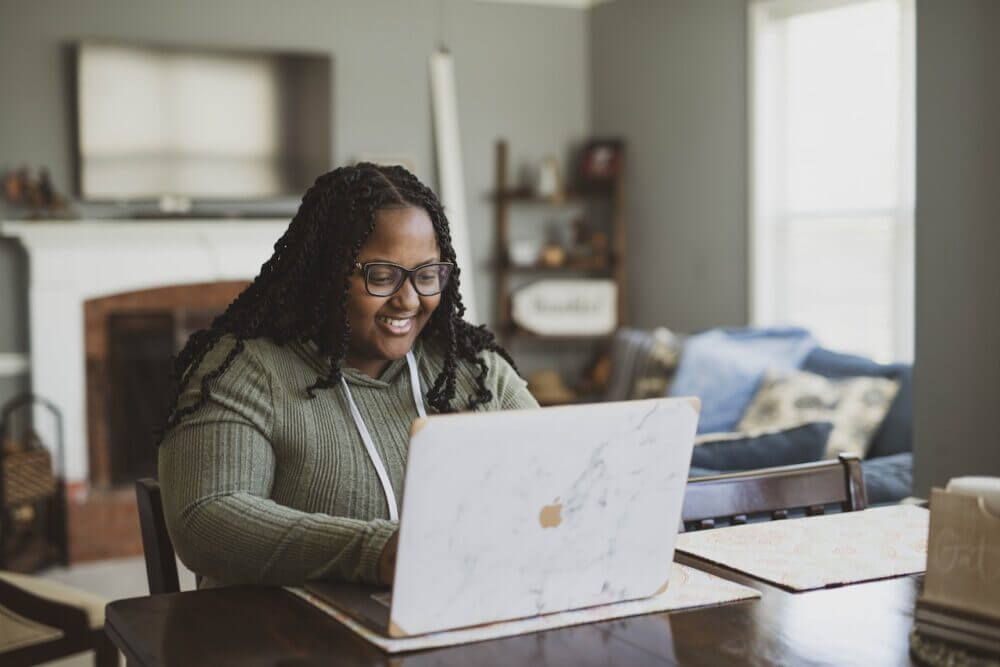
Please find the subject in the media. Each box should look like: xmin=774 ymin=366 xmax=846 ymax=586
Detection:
xmin=668 ymin=327 xmax=818 ymax=434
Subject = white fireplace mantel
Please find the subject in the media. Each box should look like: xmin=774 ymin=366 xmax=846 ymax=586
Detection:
xmin=1 ymin=218 xmax=289 ymax=482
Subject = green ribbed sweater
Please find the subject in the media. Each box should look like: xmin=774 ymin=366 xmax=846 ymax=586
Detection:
xmin=158 ymin=335 xmax=538 ymax=588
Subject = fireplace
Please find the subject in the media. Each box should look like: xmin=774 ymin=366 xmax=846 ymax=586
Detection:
xmin=0 ymin=218 xmax=287 ymax=561
xmin=84 ymin=282 xmax=247 ymax=489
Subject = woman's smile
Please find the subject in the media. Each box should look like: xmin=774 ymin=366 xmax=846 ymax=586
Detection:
xmin=376 ymin=312 xmax=417 ymax=335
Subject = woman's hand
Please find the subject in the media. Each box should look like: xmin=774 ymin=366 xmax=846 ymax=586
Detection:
xmin=377 ymin=531 xmax=399 ymax=585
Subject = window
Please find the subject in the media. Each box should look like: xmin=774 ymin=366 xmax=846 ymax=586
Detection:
xmin=749 ymin=0 xmax=915 ymax=362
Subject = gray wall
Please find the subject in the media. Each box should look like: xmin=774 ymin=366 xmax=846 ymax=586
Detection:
xmin=913 ymin=0 xmax=1000 ymax=494
xmin=589 ymin=0 xmax=748 ymax=332
xmin=0 ymin=0 xmax=590 ymax=404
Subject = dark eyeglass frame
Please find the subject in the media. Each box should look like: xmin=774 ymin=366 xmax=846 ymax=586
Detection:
xmin=354 ymin=260 xmax=455 ymax=297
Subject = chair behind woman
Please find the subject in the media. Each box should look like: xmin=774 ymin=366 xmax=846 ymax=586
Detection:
xmin=681 ymin=453 xmax=868 ymax=532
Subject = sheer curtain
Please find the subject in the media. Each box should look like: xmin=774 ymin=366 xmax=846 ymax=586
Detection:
xmin=749 ymin=0 xmax=915 ymax=362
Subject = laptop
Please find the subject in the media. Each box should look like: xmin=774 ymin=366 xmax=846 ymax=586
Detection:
xmin=305 ymin=396 xmax=700 ymax=638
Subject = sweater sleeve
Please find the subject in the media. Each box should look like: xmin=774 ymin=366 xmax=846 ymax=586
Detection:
xmin=484 ymin=350 xmax=540 ymax=411
xmin=158 ymin=339 xmax=396 ymax=587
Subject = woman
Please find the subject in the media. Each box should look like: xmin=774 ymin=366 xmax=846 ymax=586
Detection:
xmin=158 ymin=164 xmax=538 ymax=588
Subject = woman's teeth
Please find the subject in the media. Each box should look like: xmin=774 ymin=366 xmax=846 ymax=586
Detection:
xmin=378 ymin=315 xmax=413 ymax=332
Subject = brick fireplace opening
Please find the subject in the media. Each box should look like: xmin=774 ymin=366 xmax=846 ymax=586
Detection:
xmin=70 ymin=280 xmax=248 ymax=562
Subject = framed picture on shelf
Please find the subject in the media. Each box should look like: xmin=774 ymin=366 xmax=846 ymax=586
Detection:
xmin=577 ymin=138 xmax=624 ymax=187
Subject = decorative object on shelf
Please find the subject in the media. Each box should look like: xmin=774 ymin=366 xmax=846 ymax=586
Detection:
xmin=1 ymin=166 xmax=72 ymax=218
xmin=526 ymin=369 xmax=576 ymax=406
xmin=508 ymin=239 xmax=543 ymax=267
xmin=577 ymin=138 xmax=624 ymax=187
xmin=537 ymin=220 xmax=569 ymax=267
xmin=536 ymin=155 xmax=564 ymax=204
xmin=511 ymin=279 xmax=617 ymax=336
xmin=3 ymin=167 xmax=39 ymax=207
xmin=539 ymin=243 xmax=566 ymax=268
xmin=568 ymin=218 xmax=610 ymax=266
xmin=589 ymin=231 xmax=610 ymax=265
xmin=0 ymin=393 xmax=68 ymax=572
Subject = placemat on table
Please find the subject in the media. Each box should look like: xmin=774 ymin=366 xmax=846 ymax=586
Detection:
xmin=675 ymin=504 xmax=928 ymax=592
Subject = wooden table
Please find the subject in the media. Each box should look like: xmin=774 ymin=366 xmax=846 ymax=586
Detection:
xmin=105 ymin=557 xmax=922 ymax=666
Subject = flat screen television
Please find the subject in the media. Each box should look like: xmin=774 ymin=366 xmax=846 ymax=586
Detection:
xmin=75 ymin=41 xmax=332 ymax=203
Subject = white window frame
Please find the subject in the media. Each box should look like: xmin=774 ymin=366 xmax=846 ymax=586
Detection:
xmin=748 ymin=0 xmax=915 ymax=362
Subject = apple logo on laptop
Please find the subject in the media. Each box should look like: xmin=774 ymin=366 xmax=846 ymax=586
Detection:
xmin=539 ymin=497 xmax=563 ymax=528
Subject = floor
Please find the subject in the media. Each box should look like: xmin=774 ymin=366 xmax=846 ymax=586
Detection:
xmin=34 ymin=556 xmax=196 ymax=667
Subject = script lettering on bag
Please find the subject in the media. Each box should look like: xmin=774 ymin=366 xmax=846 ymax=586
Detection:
xmin=933 ymin=528 xmax=1000 ymax=583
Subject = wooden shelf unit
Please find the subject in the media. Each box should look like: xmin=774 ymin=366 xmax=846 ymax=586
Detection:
xmin=494 ymin=138 xmax=627 ymax=337
xmin=493 ymin=138 xmax=627 ymax=402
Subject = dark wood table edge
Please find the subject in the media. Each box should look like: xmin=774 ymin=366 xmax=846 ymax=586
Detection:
xmin=103 ymin=565 xmax=927 ymax=667
xmin=104 ymin=586 xmax=385 ymax=667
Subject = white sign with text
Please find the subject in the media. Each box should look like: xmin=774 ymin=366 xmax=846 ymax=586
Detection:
xmin=511 ymin=279 xmax=617 ymax=336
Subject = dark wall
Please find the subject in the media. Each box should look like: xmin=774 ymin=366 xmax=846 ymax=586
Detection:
xmin=913 ymin=0 xmax=1000 ymax=492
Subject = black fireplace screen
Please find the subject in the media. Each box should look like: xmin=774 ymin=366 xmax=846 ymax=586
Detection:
xmin=106 ymin=309 xmax=217 ymax=485
xmin=107 ymin=312 xmax=174 ymax=484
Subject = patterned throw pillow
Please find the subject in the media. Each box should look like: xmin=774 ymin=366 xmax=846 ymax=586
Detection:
xmin=737 ymin=370 xmax=900 ymax=459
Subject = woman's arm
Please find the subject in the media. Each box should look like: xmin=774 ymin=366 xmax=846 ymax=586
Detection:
xmin=158 ymin=339 xmax=396 ymax=586
xmin=485 ymin=351 xmax=540 ymax=411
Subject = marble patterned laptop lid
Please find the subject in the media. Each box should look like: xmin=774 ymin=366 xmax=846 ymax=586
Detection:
xmin=388 ymin=397 xmax=700 ymax=637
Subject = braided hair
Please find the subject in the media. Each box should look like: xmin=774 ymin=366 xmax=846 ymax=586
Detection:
xmin=159 ymin=163 xmax=516 ymax=441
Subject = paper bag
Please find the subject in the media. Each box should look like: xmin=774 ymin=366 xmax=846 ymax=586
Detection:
xmin=922 ymin=487 xmax=1000 ymax=622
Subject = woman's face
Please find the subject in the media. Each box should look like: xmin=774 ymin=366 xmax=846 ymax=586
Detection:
xmin=344 ymin=205 xmax=442 ymax=378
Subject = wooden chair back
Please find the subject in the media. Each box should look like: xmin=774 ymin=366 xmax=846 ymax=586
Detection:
xmin=681 ymin=453 xmax=868 ymax=531
xmin=135 ymin=478 xmax=180 ymax=594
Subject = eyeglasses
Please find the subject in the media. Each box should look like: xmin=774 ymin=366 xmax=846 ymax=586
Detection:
xmin=355 ymin=261 xmax=455 ymax=297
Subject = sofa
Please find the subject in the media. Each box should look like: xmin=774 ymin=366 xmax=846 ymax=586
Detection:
xmin=604 ymin=327 xmax=913 ymax=504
